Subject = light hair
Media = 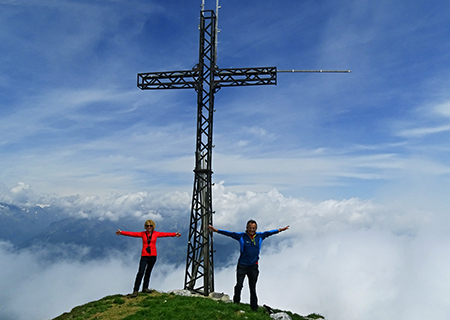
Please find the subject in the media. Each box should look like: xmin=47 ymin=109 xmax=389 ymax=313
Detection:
xmin=145 ymin=219 xmax=156 ymax=228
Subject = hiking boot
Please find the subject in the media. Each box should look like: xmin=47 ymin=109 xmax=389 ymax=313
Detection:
xmin=130 ymin=291 xmax=138 ymax=298
xmin=142 ymin=288 xmax=152 ymax=293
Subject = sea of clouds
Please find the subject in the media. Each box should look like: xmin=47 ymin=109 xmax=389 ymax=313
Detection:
xmin=1 ymin=182 xmax=449 ymax=320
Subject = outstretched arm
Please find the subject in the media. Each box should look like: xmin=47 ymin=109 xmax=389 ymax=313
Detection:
xmin=156 ymin=231 xmax=182 ymax=238
xmin=260 ymin=225 xmax=290 ymax=239
xmin=278 ymin=225 xmax=290 ymax=232
xmin=208 ymin=225 xmax=242 ymax=241
xmin=116 ymin=229 xmax=122 ymax=235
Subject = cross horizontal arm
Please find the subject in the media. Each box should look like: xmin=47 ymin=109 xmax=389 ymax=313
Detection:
xmin=138 ymin=70 xmax=198 ymax=90
xmin=215 ymin=67 xmax=277 ymax=87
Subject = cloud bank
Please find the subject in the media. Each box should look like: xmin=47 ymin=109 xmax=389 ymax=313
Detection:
xmin=1 ymin=184 xmax=449 ymax=320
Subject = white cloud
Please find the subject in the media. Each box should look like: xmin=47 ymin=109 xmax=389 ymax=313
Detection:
xmin=394 ymin=101 xmax=450 ymax=138
xmin=0 ymin=182 xmax=42 ymax=206
xmin=433 ymin=101 xmax=450 ymax=118
xmin=210 ymin=186 xmax=450 ymax=319
xmin=212 ymin=151 xmax=403 ymax=196
xmin=0 ymin=241 xmax=182 ymax=320
xmin=0 ymin=183 xmax=191 ymax=221
xmin=254 ymin=228 xmax=450 ymax=320
xmin=211 ymin=193 xmax=450 ymax=320
xmin=243 ymin=125 xmax=277 ymax=142
xmin=398 ymin=124 xmax=450 ymax=138
xmin=1 ymin=185 xmax=450 ymax=320
xmin=51 ymin=191 xmax=191 ymax=221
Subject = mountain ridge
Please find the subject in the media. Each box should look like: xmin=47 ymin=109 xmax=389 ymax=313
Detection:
xmin=0 ymin=202 xmax=240 ymax=264
xmin=52 ymin=290 xmax=325 ymax=320
xmin=0 ymin=202 xmax=61 ymax=245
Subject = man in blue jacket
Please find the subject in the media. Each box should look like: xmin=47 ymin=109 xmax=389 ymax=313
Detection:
xmin=208 ymin=220 xmax=289 ymax=311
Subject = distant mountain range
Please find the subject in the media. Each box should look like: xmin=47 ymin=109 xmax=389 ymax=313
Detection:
xmin=0 ymin=202 xmax=236 ymax=265
xmin=0 ymin=202 xmax=61 ymax=246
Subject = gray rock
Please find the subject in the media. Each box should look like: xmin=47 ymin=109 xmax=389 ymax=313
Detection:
xmin=208 ymin=292 xmax=231 ymax=302
xmin=270 ymin=312 xmax=292 ymax=320
xmin=169 ymin=289 xmax=231 ymax=302
xmin=169 ymin=289 xmax=192 ymax=297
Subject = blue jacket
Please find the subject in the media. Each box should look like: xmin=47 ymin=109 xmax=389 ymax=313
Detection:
xmin=217 ymin=229 xmax=279 ymax=265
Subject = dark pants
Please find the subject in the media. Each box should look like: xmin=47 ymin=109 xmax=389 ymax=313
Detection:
xmin=234 ymin=263 xmax=259 ymax=310
xmin=133 ymin=256 xmax=157 ymax=292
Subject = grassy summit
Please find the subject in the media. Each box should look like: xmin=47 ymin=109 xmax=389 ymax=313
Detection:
xmin=52 ymin=291 xmax=324 ymax=320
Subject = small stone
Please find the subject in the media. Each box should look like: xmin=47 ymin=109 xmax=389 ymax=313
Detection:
xmin=208 ymin=292 xmax=231 ymax=302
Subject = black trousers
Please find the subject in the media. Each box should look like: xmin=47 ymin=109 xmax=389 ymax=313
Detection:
xmin=133 ymin=256 xmax=157 ymax=292
xmin=234 ymin=263 xmax=259 ymax=310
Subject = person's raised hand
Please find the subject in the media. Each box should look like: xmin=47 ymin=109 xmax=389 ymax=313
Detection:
xmin=208 ymin=225 xmax=218 ymax=233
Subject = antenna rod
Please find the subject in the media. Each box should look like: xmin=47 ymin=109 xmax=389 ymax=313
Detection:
xmin=278 ymin=69 xmax=351 ymax=73
xmin=215 ymin=0 xmax=221 ymax=60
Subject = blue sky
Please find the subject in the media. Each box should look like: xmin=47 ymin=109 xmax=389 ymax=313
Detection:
xmin=2 ymin=0 xmax=450 ymax=201
xmin=2 ymin=2 xmax=450 ymax=320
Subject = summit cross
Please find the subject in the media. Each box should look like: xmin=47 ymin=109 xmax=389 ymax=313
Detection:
xmin=137 ymin=6 xmax=349 ymax=296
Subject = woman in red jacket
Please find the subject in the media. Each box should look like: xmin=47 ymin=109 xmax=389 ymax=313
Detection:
xmin=116 ymin=219 xmax=181 ymax=297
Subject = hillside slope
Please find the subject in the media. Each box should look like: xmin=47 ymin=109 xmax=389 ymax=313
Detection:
xmin=52 ymin=290 xmax=324 ymax=320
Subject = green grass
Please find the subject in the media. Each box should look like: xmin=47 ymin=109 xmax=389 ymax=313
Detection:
xmin=52 ymin=291 xmax=324 ymax=320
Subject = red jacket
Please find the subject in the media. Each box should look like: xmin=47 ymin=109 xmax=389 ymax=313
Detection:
xmin=121 ymin=230 xmax=177 ymax=257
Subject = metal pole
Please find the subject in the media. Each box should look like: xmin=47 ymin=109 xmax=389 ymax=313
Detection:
xmin=277 ymin=69 xmax=351 ymax=73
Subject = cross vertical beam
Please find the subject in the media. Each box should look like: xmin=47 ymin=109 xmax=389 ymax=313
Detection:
xmin=185 ymin=9 xmax=216 ymax=295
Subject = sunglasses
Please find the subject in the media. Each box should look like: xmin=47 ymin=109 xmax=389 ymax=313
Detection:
xmin=145 ymin=225 xmax=153 ymax=228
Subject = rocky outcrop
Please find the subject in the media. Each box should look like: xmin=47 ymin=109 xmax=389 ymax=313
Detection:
xmin=169 ymin=289 xmax=231 ymax=303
